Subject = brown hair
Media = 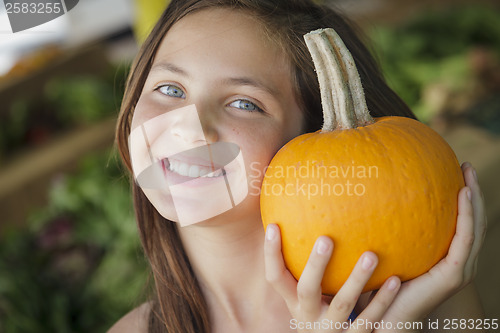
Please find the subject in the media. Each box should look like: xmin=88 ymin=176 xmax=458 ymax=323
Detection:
xmin=116 ymin=0 xmax=416 ymax=332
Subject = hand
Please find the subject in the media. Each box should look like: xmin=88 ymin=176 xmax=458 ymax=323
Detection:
xmin=366 ymin=162 xmax=487 ymax=331
xmin=265 ymin=226 xmax=401 ymax=332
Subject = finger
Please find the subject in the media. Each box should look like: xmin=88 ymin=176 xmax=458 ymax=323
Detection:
xmin=462 ymin=163 xmax=485 ymax=229
xmin=461 ymin=161 xmax=472 ymax=173
xmin=354 ymin=276 xmax=401 ymax=330
xmin=327 ymin=252 xmax=378 ymax=322
xmin=296 ymin=236 xmax=333 ymax=317
xmin=463 ymin=164 xmax=487 ymax=244
xmin=446 ymin=186 xmax=474 ymax=272
xmin=264 ymin=224 xmax=299 ymax=310
xmin=461 ymin=164 xmax=487 ymax=275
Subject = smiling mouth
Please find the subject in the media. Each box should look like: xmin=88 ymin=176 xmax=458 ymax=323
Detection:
xmin=162 ymin=158 xmax=226 ymax=178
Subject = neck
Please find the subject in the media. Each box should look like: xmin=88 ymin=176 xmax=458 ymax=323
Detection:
xmin=177 ymin=206 xmax=280 ymax=330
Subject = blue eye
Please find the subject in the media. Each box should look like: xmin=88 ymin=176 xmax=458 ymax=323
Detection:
xmin=229 ymin=99 xmax=263 ymax=112
xmin=157 ymin=85 xmax=186 ymax=98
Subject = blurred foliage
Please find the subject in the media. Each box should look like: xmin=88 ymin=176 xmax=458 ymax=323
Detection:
xmin=45 ymin=75 xmax=117 ymax=125
xmin=371 ymin=5 xmax=500 ymax=124
xmin=0 ymin=150 xmax=148 ymax=333
xmin=0 ymin=64 xmax=127 ymax=162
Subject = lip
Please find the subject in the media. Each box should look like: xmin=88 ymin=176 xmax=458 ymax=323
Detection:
xmin=135 ymin=142 xmax=241 ymax=189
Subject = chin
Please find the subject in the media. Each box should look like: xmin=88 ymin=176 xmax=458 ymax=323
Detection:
xmin=146 ymin=188 xmax=261 ymax=228
xmin=143 ymin=188 xmax=179 ymax=222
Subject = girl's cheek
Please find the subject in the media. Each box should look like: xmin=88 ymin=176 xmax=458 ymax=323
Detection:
xmin=131 ymin=96 xmax=156 ymax=130
xmin=132 ymin=92 xmax=181 ymax=129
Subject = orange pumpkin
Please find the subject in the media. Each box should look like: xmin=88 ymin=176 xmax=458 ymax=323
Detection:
xmin=260 ymin=28 xmax=464 ymax=294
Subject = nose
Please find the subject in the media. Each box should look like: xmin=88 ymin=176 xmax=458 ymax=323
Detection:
xmin=170 ymin=104 xmax=218 ymax=144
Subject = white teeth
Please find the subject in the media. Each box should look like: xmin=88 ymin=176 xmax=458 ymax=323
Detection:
xmin=205 ymin=169 xmax=222 ymax=178
xmin=188 ymin=165 xmax=199 ymax=178
xmin=167 ymin=159 xmax=224 ymax=178
xmin=178 ymin=163 xmax=189 ymax=177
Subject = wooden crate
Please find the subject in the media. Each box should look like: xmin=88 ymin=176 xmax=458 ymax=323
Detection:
xmin=0 ymin=118 xmax=116 ymax=233
xmin=0 ymin=43 xmax=119 ymax=233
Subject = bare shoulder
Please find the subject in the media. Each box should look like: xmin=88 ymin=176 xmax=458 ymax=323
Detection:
xmin=107 ymin=302 xmax=151 ymax=333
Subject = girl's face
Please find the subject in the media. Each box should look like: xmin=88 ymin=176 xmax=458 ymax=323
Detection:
xmin=130 ymin=8 xmax=304 ymax=224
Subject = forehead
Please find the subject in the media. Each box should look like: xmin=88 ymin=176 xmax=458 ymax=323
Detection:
xmin=154 ymin=8 xmax=287 ymax=70
xmin=168 ymin=8 xmax=267 ymax=38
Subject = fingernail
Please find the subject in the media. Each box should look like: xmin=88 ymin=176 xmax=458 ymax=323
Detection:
xmin=387 ymin=278 xmax=399 ymax=290
xmin=266 ymin=225 xmax=276 ymax=241
xmin=467 ymin=188 xmax=472 ymax=201
xmin=316 ymin=238 xmax=330 ymax=255
xmin=362 ymin=255 xmax=374 ymax=270
xmin=472 ymin=168 xmax=478 ymax=182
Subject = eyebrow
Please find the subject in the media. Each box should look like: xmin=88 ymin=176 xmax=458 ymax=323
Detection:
xmin=150 ymin=62 xmax=190 ymax=77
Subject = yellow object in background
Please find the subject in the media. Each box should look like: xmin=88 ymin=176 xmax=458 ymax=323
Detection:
xmin=133 ymin=0 xmax=171 ymax=43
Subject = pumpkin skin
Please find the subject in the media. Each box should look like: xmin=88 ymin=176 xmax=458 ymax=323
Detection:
xmin=260 ymin=29 xmax=464 ymax=294
xmin=261 ymin=116 xmax=464 ymax=294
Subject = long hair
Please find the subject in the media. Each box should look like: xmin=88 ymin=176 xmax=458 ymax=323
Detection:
xmin=116 ymin=1 xmax=416 ymax=332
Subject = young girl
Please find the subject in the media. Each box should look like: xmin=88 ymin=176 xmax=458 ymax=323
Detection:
xmin=110 ymin=0 xmax=487 ymax=332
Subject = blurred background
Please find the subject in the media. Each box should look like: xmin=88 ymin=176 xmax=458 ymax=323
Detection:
xmin=0 ymin=0 xmax=499 ymax=331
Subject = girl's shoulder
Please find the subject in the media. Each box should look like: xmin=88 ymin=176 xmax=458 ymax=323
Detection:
xmin=107 ymin=302 xmax=151 ymax=333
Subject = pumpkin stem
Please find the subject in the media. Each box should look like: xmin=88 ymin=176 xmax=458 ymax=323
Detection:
xmin=304 ymin=28 xmax=374 ymax=131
